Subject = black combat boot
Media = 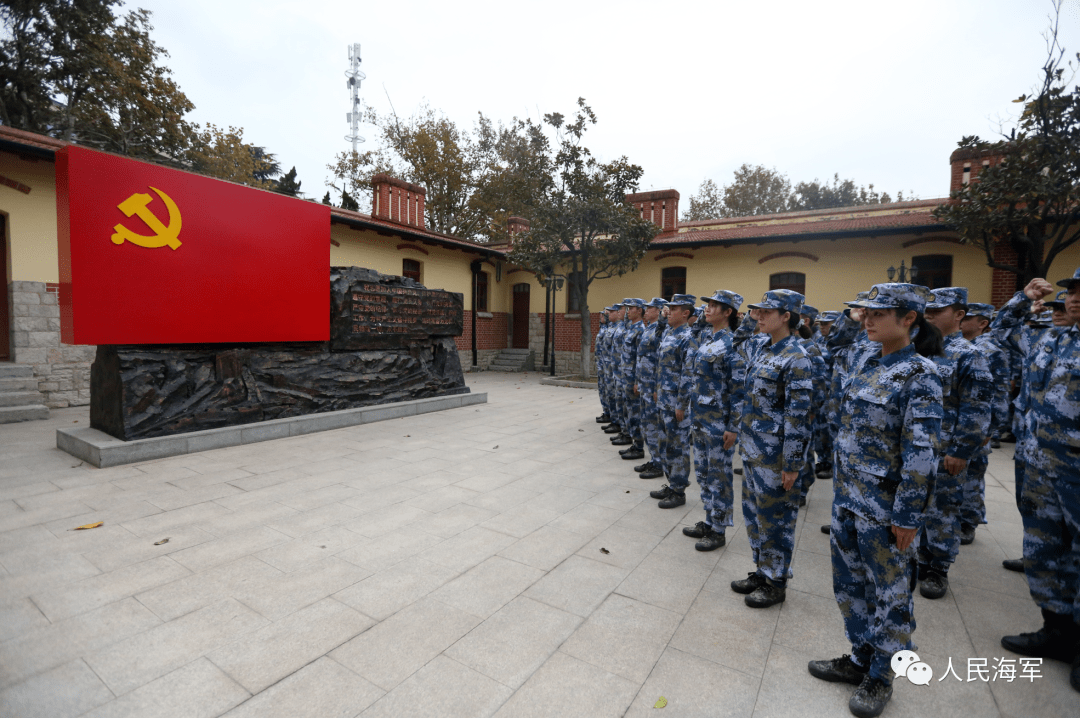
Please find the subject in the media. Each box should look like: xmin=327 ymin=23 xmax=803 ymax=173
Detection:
xmin=596 ymin=413 xmax=611 ymax=423
xmin=960 ymin=523 xmax=976 ymax=545
xmin=682 ymin=521 xmax=707 ymax=539
xmin=730 ymin=572 xmax=766 ymax=595
xmin=1002 ymin=558 xmax=1024 ymax=572
xmin=807 ymin=654 xmax=869 ymax=685
xmin=920 ymin=566 xmax=949 ymax=599
xmin=695 ymin=528 xmax=725 ymax=552
xmin=1001 ymin=608 xmax=1080 ymax=662
xmin=603 ymin=423 xmax=622 ymax=434
xmin=610 ymin=433 xmax=632 ymax=446
xmin=657 ymin=490 xmax=686 ymax=509
xmin=745 ymin=582 xmax=785 ymax=608
xmin=621 ymin=445 xmax=645 ymax=460
xmin=848 ymin=674 xmax=893 ymax=718
xmin=638 ymin=465 xmax=664 ymax=479
xmin=633 ymin=461 xmax=652 ymax=473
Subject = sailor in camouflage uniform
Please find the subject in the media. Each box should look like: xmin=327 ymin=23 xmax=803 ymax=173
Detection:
xmin=808 ymin=283 xmax=944 ymax=718
xmin=615 ymin=299 xmax=647 ymax=458
xmin=634 ymin=298 xmax=668 ymax=479
xmin=595 ymin=309 xmax=614 ymax=425
xmin=797 ymin=303 xmax=828 ymax=506
xmin=602 ymin=304 xmax=627 ymax=437
xmin=996 ymin=274 xmax=1080 ymax=694
xmin=649 ymin=294 xmax=700 ymax=509
xmin=958 ymin=302 xmax=1010 ymax=545
xmin=683 ymin=290 xmax=745 ymax=550
xmin=916 ymin=287 xmax=993 ymax=600
xmin=729 ymin=289 xmax=813 ymax=609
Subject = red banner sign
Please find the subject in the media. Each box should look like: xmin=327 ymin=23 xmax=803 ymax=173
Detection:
xmin=56 ymin=146 xmax=329 ymax=345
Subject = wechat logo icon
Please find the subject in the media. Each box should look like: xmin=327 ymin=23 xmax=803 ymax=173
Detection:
xmin=892 ymin=650 xmax=934 ymax=685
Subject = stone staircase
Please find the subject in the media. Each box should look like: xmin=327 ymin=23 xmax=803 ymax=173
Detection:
xmin=0 ymin=364 xmax=49 ymax=424
xmin=489 ymin=348 xmax=534 ymax=372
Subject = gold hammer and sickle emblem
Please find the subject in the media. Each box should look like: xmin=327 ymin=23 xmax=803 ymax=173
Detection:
xmin=111 ymin=186 xmax=182 ymax=250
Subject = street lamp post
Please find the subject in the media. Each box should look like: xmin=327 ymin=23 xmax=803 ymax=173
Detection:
xmin=546 ymin=275 xmax=564 ymax=377
xmin=886 ymin=260 xmax=919 ymax=283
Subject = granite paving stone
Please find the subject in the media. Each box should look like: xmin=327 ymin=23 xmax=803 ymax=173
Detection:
xmin=0 ymin=373 xmax=1071 ymax=718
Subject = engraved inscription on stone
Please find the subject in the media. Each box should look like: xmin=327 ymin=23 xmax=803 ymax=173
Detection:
xmin=348 ymin=282 xmax=461 ymax=337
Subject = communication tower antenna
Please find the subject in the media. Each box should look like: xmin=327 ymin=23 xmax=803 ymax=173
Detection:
xmin=345 ymin=43 xmax=365 ymax=152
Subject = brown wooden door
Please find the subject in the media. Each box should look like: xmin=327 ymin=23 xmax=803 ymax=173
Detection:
xmin=512 ymin=283 xmax=530 ymax=349
xmin=0 ymin=215 xmax=8 ymax=360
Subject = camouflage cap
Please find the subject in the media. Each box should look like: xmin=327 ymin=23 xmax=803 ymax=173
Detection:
xmin=846 ymin=283 xmax=935 ymax=313
xmin=622 ymin=298 xmax=645 ymax=309
xmin=1029 ymin=310 xmax=1054 ymax=326
xmin=748 ymin=289 xmax=804 ymax=315
xmin=604 ymin=305 xmax=620 ymax=312
xmin=800 ymin=304 xmax=819 ymax=320
xmin=966 ymin=302 xmax=996 ymax=319
xmin=1056 ymin=267 xmax=1080 ymax=288
xmin=818 ymin=310 xmax=842 ymax=323
xmin=927 ymin=286 xmax=969 ymax=309
xmin=1045 ymin=290 xmax=1068 ymax=309
xmin=645 ymin=297 xmax=668 ymax=308
xmin=667 ymin=293 xmax=697 ymax=308
xmin=702 ymin=289 xmax=744 ymax=310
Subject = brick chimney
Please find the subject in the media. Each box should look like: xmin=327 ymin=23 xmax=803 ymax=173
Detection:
xmin=948 ymin=146 xmax=1004 ymax=194
xmin=625 ymin=189 xmax=679 ymax=233
xmin=507 ymin=216 xmax=529 ymax=243
xmin=372 ymin=173 xmax=426 ymax=229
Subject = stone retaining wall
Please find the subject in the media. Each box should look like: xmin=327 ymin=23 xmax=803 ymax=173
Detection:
xmin=8 ymin=281 xmax=95 ymax=408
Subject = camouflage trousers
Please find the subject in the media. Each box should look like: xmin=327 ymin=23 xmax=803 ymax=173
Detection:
xmin=641 ymin=387 xmax=664 ymax=463
xmin=660 ymin=405 xmax=693 ymax=491
xmin=815 ymin=416 xmax=834 ymax=467
xmin=598 ymin=367 xmax=612 ymax=415
xmin=741 ymin=461 xmax=799 ymax=587
xmin=961 ymin=455 xmax=989 ymax=527
xmin=1020 ymin=464 xmax=1080 ymax=623
xmin=609 ymin=381 xmax=624 ymax=428
xmin=692 ymin=423 xmax=735 ymax=530
xmin=622 ymin=383 xmax=644 ymax=446
xmin=832 ymin=505 xmax=917 ymax=685
xmin=918 ymin=461 xmax=965 ymax=572
xmin=798 ymin=457 xmax=815 ymax=503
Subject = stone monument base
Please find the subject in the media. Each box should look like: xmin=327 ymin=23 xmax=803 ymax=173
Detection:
xmin=90 ymin=338 xmax=468 ymax=441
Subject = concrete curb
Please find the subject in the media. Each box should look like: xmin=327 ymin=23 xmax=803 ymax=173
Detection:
xmin=539 ymin=376 xmax=598 ymax=390
xmin=57 ymin=392 xmax=488 ymax=468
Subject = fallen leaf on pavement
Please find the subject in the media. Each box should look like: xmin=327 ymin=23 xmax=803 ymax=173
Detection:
xmin=154 ymin=538 xmax=170 ymax=545
xmin=73 ymin=521 xmax=103 ymax=531
xmin=654 ymin=696 xmax=668 ymax=708
xmin=600 ymin=548 xmax=610 ymax=554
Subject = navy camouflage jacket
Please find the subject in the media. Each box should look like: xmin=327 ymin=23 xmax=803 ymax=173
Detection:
xmin=932 ymin=332 xmax=993 ymax=462
xmin=734 ymin=318 xmax=814 ymax=472
xmin=835 ymin=342 xmax=944 ymax=527
xmin=656 ymin=323 xmax=700 ymax=412
xmin=690 ymin=328 xmax=744 ymax=436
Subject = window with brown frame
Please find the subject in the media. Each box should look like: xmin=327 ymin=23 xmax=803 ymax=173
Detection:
xmin=474 ymin=271 xmax=489 ymax=312
xmin=911 ymin=254 xmax=953 ymax=290
xmin=661 ymin=267 xmax=686 ymax=301
xmin=402 ymin=258 xmax=422 ymax=283
xmin=770 ymin=272 xmax=806 ymax=295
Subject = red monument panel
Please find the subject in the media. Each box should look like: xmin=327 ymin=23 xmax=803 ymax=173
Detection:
xmin=56 ymin=146 xmax=329 ymax=345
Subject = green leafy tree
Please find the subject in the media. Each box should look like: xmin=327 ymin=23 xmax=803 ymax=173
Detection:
xmin=933 ymin=3 xmax=1079 ymax=286
xmin=684 ymin=165 xmax=911 ymax=220
xmin=682 ymin=178 xmax=723 ymax=221
xmin=791 ymin=174 xmax=902 ymax=210
xmin=509 ymin=99 xmax=659 ymax=378
xmin=0 ymin=0 xmax=119 ymax=134
xmin=321 ymin=191 xmax=332 ymax=205
xmin=327 ymin=102 xmax=549 ymax=242
xmin=274 ymin=166 xmax=302 ymax=197
xmin=188 ymin=124 xmax=275 ymax=188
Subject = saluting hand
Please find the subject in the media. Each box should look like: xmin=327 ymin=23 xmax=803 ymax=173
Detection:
xmin=1024 ymin=278 xmax=1054 ymax=301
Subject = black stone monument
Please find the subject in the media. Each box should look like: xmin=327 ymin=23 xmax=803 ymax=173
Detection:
xmin=90 ymin=267 xmax=468 ymax=441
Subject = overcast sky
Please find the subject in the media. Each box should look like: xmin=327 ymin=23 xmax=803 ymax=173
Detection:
xmin=127 ymin=0 xmax=1080 ymax=209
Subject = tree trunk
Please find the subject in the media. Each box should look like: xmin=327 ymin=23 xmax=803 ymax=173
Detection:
xmin=579 ymin=296 xmax=591 ymax=380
